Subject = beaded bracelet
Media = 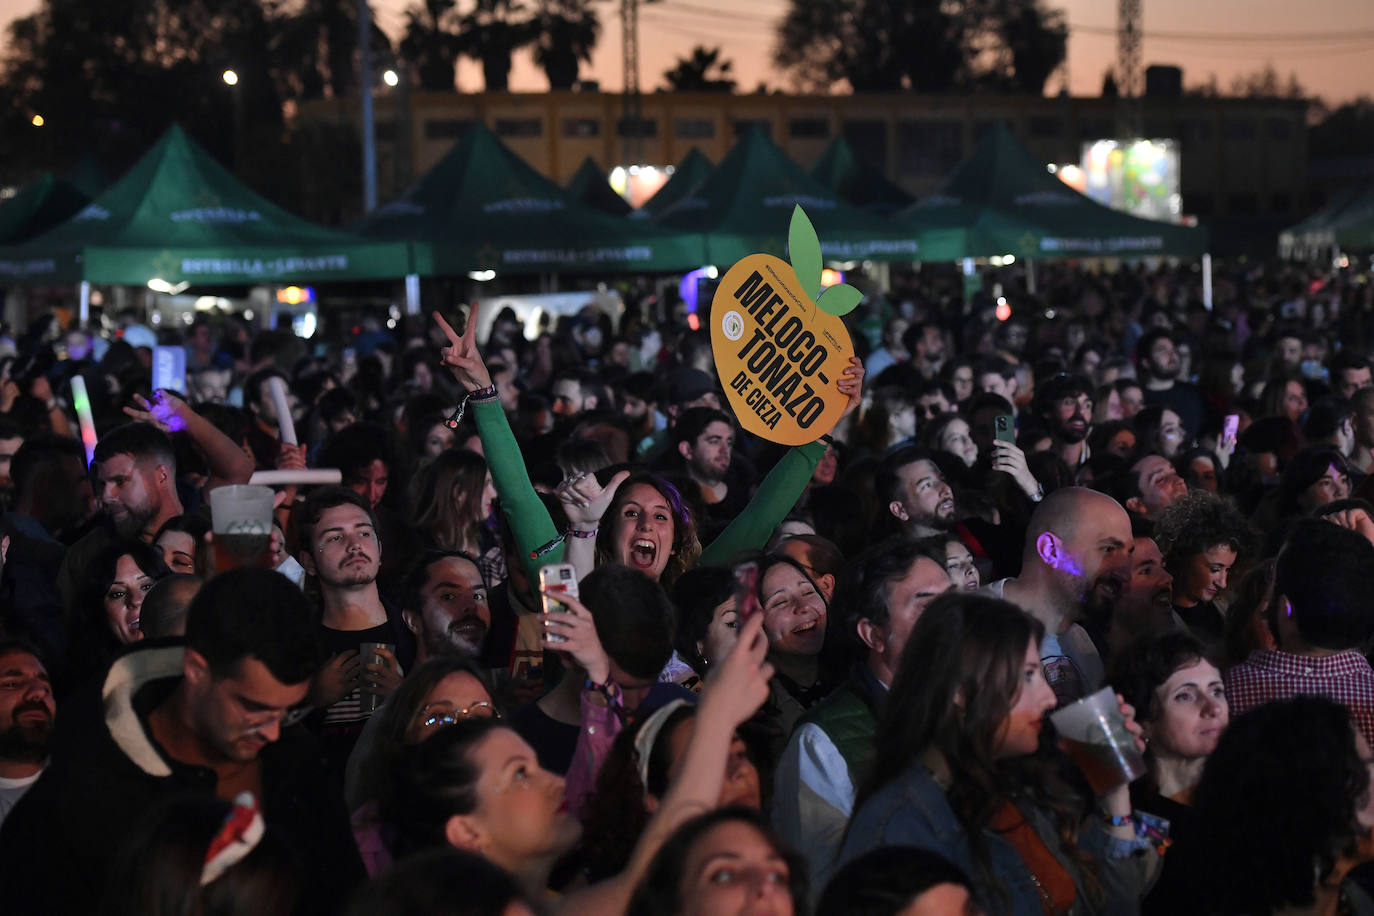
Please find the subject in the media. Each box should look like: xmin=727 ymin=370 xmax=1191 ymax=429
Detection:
xmin=443 ymin=384 xmax=498 ymax=430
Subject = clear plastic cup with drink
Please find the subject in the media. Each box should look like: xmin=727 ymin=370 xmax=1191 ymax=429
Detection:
xmin=358 ymin=642 xmax=395 ymax=713
xmin=208 ymin=484 xmax=276 ymax=571
xmin=1049 ymin=686 xmax=1147 ymax=795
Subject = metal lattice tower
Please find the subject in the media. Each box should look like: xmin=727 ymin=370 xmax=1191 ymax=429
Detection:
xmin=621 ymin=0 xmax=643 ymax=163
xmin=1117 ymin=0 xmax=1143 ymax=137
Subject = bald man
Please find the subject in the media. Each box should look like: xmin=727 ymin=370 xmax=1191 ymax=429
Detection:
xmin=982 ymin=487 xmax=1134 ymax=704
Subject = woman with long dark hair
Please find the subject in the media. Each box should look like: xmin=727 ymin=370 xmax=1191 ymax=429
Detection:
xmin=841 ymin=592 xmax=1157 ymax=914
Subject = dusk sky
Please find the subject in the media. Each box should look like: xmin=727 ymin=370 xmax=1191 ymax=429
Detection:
xmin=0 ymin=0 xmax=1370 ymax=104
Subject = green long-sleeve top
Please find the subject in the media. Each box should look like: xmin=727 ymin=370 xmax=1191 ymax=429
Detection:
xmin=472 ymin=398 xmax=827 ymax=585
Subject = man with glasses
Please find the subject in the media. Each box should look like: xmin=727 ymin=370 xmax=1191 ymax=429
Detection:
xmin=0 ymin=568 xmax=364 ymax=915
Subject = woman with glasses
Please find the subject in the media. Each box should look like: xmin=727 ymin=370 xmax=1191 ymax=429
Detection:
xmin=346 ymin=656 xmax=500 ymax=876
xmin=378 ymin=614 xmax=775 ymax=914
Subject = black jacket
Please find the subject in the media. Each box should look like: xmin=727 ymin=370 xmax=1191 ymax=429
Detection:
xmin=0 ymin=642 xmax=364 ymax=915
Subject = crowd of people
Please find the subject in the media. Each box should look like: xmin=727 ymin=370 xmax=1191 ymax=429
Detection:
xmin=0 ymin=257 xmax=1373 ymax=915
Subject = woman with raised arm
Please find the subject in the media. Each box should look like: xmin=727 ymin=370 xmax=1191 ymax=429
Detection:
xmin=432 ymin=307 xmax=864 ymax=589
xmin=379 ymin=612 xmax=776 ymax=916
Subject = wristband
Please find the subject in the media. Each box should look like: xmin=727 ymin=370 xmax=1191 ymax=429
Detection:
xmin=583 ymin=677 xmax=617 ymax=698
xmin=468 ymin=384 xmax=498 ymax=401
xmin=567 ymin=527 xmax=598 ymax=539
xmin=443 ymin=384 xmax=498 ymax=430
xmin=1102 ymin=813 xmax=1134 ymax=828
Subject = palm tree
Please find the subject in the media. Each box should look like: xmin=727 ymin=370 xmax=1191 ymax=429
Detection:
xmin=663 ymin=45 xmax=736 ymax=92
xmin=456 ymin=0 xmax=535 ymax=93
xmin=270 ymin=0 xmax=393 ymax=100
xmin=530 ymin=0 xmax=600 ymax=91
xmin=399 ymin=0 xmax=463 ymax=91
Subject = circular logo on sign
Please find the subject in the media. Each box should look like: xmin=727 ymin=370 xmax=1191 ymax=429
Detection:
xmin=721 ymin=310 xmax=745 ymax=341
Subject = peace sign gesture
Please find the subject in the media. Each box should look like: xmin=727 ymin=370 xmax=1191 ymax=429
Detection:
xmin=432 ymin=307 xmax=493 ymax=391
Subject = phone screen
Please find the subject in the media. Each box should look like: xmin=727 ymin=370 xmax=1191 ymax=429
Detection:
xmin=994 ymin=414 xmax=1016 ymax=444
xmin=733 ymin=562 xmax=761 ymax=619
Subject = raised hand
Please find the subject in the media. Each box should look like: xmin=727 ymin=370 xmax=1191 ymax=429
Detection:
xmin=991 ymin=439 xmax=1041 ymax=499
xmin=557 ymin=469 xmax=630 ymax=529
xmin=433 ymin=307 xmax=493 ymax=392
xmin=822 ymin=356 xmax=865 ymax=439
xmin=698 ymin=613 xmax=774 ymax=731
xmin=540 ymin=590 xmax=611 ymax=685
xmin=123 ymin=390 xmax=190 ymax=433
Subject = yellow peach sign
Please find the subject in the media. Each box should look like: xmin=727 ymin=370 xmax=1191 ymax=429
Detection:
xmin=711 ymin=241 xmax=857 ymax=445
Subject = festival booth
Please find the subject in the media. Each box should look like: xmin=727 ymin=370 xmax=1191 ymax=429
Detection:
xmin=892 ymin=123 xmax=1210 ymax=297
xmin=809 ymin=136 xmax=915 ymax=217
xmin=564 ymin=157 xmax=632 ymax=216
xmin=0 ymin=125 xmax=413 ymax=320
xmin=1279 ymin=184 xmax=1374 ymax=259
xmin=356 ymin=122 xmax=708 ymax=287
xmin=652 ymin=125 xmax=921 ymax=266
xmin=634 ymin=147 xmax=714 ymax=220
xmin=0 ymin=174 xmax=91 ymax=245
xmin=894 ymin=123 xmax=1208 ymax=261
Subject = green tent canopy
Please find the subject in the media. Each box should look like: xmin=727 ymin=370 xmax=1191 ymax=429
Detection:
xmin=810 ymin=136 xmax=914 ymax=216
xmin=358 ymin=123 xmax=706 ymax=275
xmin=1280 ymin=184 xmax=1374 ymax=256
xmin=894 ymin=122 xmax=1208 ymax=260
xmin=66 ymin=153 xmax=112 ymax=200
xmin=635 ymin=147 xmax=713 ymax=219
xmin=653 ymin=126 xmax=919 ymax=264
xmin=565 ymin=156 xmax=631 ymax=216
xmin=0 ymin=125 xmax=411 ymax=285
xmin=0 ymin=174 xmax=90 ymax=245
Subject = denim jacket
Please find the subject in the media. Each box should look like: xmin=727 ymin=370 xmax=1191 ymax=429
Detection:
xmin=838 ymin=758 xmax=1158 ymax=915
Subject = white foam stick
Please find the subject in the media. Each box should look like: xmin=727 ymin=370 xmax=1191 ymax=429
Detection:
xmin=249 ymin=469 xmax=343 ymax=486
xmin=266 ymin=376 xmax=297 ymax=446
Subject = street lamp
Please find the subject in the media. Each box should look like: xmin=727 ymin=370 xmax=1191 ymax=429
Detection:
xmin=222 ymin=69 xmax=239 ymax=86
xmin=383 ymin=69 xmax=399 ymax=88
xmin=30 ymin=114 xmax=43 ymax=127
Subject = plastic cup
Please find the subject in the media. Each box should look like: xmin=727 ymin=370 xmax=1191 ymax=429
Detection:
xmin=1049 ymin=686 xmax=1147 ymax=795
xmin=208 ymin=484 xmax=275 ymax=571
xmin=358 ymin=642 xmax=395 ymax=714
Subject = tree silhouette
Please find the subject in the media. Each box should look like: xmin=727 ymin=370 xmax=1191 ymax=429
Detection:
xmin=774 ymin=0 xmax=1066 ymax=94
xmin=663 ymin=45 xmax=736 ymax=92
xmin=994 ymin=0 xmax=1067 ymax=95
xmin=398 ymin=0 xmax=462 ymax=91
xmin=0 ymin=0 xmax=283 ymax=175
xmin=531 ymin=0 xmax=600 ymax=91
xmin=271 ymin=0 xmax=394 ymax=101
xmin=456 ymin=0 xmax=536 ymax=92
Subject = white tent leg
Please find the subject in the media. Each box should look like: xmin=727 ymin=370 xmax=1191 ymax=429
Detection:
xmin=1202 ymin=253 xmax=1213 ymax=310
xmin=404 ymin=273 xmax=421 ymax=316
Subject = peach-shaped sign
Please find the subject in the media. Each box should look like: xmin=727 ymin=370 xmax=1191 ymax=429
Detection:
xmin=710 ymin=207 xmax=860 ymax=446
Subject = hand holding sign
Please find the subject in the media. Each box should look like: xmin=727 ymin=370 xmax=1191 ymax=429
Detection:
xmin=711 ymin=207 xmax=862 ymax=446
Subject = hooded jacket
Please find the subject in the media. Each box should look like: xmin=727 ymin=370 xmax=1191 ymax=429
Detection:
xmin=0 ymin=642 xmax=363 ymax=915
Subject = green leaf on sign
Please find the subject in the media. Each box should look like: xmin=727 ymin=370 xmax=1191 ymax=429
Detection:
xmin=787 ymin=205 xmax=822 ymax=303
xmin=817 ymin=283 xmax=863 ymax=317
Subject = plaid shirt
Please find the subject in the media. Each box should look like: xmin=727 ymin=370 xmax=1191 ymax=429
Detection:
xmin=1224 ymin=648 xmax=1374 ymax=743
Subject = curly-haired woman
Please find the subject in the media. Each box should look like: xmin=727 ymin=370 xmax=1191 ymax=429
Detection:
xmin=1153 ymin=491 xmax=1254 ymax=649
